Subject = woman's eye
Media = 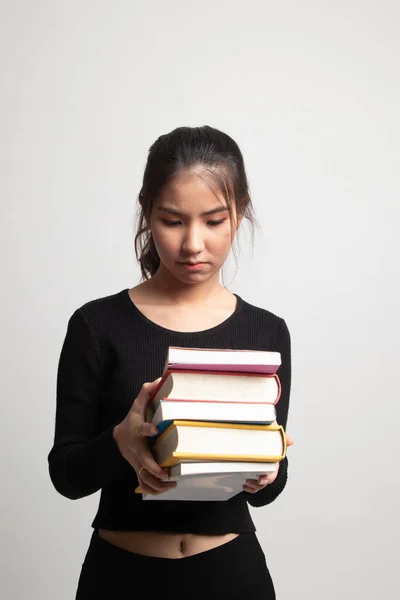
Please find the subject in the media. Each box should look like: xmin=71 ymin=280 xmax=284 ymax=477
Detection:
xmin=161 ymin=218 xmax=226 ymax=227
xmin=162 ymin=220 xmax=181 ymax=226
xmin=208 ymin=219 xmax=226 ymax=227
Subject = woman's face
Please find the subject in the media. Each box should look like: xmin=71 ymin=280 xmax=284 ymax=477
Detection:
xmin=150 ymin=170 xmax=240 ymax=285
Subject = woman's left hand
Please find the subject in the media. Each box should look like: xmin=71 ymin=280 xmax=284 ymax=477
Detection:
xmin=243 ymin=431 xmax=294 ymax=493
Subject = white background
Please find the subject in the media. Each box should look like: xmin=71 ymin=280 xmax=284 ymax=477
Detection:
xmin=1 ymin=1 xmax=399 ymax=598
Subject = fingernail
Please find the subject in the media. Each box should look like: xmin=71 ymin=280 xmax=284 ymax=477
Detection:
xmin=150 ymin=426 xmax=158 ymax=435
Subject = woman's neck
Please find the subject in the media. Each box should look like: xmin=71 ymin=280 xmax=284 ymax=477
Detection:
xmin=137 ymin=269 xmax=231 ymax=308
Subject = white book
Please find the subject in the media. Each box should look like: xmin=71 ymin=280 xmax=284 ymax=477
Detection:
xmin=141 ymin=462 xmax=277 ymax=501
xmin=149 ymin=399 xmax=277 ymax=430
xmin=151 ymin=370 xmax=281 ymax=405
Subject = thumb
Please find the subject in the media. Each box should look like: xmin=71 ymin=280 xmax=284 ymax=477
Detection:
xmin=137 ymin=421 xmax=159 ymax=437
xmin=144 ymin=376 xmax=163 ymax=397
xmin=134 ymin=377 xmax=162 ymax=412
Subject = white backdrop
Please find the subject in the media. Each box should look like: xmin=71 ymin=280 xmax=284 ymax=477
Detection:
xmin=1 ymin=1 xmax=399 ymax=598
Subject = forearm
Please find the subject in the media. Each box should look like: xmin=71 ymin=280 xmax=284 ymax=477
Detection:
xmin=48 ymin=424 xmax=128 ymax=500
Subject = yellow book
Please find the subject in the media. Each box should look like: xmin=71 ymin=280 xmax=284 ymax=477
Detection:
xmin=135 ymin=420 xmax=286 ymax=494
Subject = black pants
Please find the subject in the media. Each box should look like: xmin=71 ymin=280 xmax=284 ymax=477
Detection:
xmin=75 ymin=529 xmax=276 ymax=599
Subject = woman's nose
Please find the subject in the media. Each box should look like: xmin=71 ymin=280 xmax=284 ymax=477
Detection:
xmin=181 ymin=226 xmax=205 ymax=255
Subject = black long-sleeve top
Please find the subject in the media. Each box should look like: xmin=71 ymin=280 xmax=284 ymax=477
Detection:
xmin=48 ymin=289 xmax=291 ymax=533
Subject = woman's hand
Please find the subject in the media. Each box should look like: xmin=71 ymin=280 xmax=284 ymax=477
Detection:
xmin=243 ymin=431 xmax=294 ymax=494
xmin=113 ymin=377 xmax=177 ymax=495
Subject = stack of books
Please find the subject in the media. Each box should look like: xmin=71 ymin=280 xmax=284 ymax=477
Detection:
xmin=136 ymin=346 xmax=287 ymax=501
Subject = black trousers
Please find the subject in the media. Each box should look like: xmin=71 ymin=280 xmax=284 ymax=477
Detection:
xmin=75 ymin=529 xmax=276 ymax=599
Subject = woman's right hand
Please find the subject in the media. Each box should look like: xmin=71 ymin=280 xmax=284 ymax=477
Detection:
xmin=113 ymin=377 xmax=177 ymax=495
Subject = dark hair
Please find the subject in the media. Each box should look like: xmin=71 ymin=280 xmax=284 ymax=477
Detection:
xmin=134 ymin=125 xmax=258 ymax=281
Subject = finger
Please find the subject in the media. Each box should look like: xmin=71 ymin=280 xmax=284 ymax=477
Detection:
xmin=139 ymin=478 xmax=177 ymax=495
xmin=258 ymin=475 xmax=269 ymax=486
xmin=136 ymin=422 xmax=158 ymax=438
xmin=141 ymin=469 xmax=178 ymax=493
xmin=286 ymin=434 xmax=294 ymax=446
xmin=138 ymin=479 xmax=161 ymax=495
xmin=134 ymin=378 xmax=162 ymax=414
xmin=139 ymin=448 xmax=169 ymax=481
xmin=139 ymin=480 xmax=167 ymax=495
xmin=244 ymin=479 xmax=261 ymax=491
xmin=242 ymin=484 xmax=257 ymax=493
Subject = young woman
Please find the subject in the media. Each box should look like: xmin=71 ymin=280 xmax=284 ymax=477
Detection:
xmin=48 ymin=125 xmax=293 ymax=599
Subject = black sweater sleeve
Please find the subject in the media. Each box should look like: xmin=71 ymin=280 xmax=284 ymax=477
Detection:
xmin=47 ymin=309 xmax=128 ymax=500
xmin=245 ymin=318 xmax=292 ymax=508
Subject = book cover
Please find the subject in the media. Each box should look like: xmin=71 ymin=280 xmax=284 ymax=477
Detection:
xmin=151 ymin=420 xmax=287 ymax=468
xmin=163 ymin=347 xmax=282 ymax=375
